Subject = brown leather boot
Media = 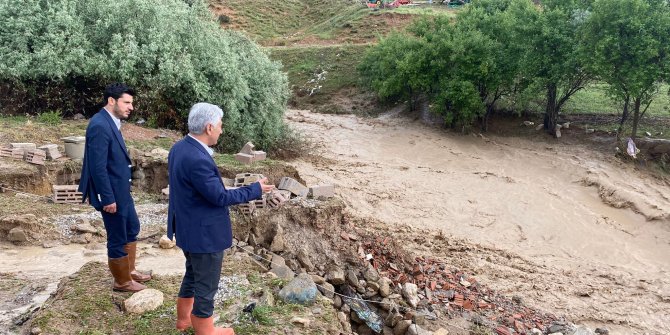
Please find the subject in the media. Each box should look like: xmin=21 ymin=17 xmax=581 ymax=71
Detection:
xmin=124 ymin=241 xmax=152 ymax=282
xmin=190 ymin=315 xmax=235 ymax=335
xmin=108 ymin=256 xmax=146 ymax=292
xmin=176 ymin=297 xmax=194 ymax=331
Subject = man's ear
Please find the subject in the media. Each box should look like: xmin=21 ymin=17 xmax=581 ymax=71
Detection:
xmin=107 ymin=97 xmax=116 ymax=106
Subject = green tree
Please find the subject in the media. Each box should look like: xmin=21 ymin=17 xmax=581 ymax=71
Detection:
xmin=582 ymin=0 xmax=670 ymax=139
xmin=521 ymin=0 xmax=592 ymax=136
xmin=0 ymin=0 xmax=289 ymax=152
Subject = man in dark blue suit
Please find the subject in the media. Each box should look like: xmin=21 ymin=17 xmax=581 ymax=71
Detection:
xmin=168 ymin=103 xmax=273 ymax=335
xmin=78 ymin=83 xmax=151 ymax=292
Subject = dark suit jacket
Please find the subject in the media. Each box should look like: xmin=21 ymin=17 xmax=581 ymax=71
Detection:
xmin=78 ymin=109 xmax=133 ymax=212
xmin=167 ymin=136 xmax=261 ymax=253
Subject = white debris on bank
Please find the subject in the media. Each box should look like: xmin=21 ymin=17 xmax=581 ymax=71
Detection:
xmin=50 ymin=203 xmax=168 ymax=238
xmin=213 ymin=275 xmax=249 ymax=306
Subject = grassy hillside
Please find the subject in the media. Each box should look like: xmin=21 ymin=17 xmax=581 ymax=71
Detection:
xmin=209 ymin=0 xmax=419 ymax=45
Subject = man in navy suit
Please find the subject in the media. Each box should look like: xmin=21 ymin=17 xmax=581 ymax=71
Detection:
xmin=168 ymin=103 xmax=273 ymax=335
xmin=78 ymin=83 xmax=151 ymax=292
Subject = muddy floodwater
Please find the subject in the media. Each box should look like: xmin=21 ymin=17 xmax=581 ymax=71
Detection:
xmin=287 ymin=110 xmax=670 ymax=335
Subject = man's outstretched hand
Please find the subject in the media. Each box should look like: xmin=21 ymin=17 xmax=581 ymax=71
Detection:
xmin=258 ymin=178 xmax=275 ymax=193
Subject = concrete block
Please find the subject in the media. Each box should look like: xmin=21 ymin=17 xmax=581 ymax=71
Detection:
xmin=10 ymin=143 xmax=36 ymax=150
xmin=308 ymin=184 xmax=335 ymax=199
xmin=252 ymin=151 xmax=266 ymax=161
xmin=221 ymin=178 xmax=235 ymax=187
xmin=240 ymin=142 xmax=255 ymax=155
xmin=53 ymin=185 xmax=83 ymax=204
xmin=268 ymin=190 xmax=290 ymax=208
xmin=278 ymin=177 xmax=308 ymax=197
xmin=38 ymin=144 xmax=62 ymax=159
xmin=234 ymin=173 xmax=264 ymax=187
xmin=23 ymin=149 xmax=46 ymax=165
xmin=234 ymin=153 xmax=254 ymax=164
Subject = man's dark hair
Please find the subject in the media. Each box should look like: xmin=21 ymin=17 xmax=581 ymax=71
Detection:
xmin=103 ymin=83 xmax=135 ymax=104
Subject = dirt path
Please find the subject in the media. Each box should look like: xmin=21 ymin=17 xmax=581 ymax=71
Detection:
xmin=286 ymin=109 xmax=670 ymax=335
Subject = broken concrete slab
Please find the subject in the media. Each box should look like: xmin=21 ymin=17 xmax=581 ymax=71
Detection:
xmin=309 ymin=184 xmax=335 ymax=199
xmin=278 ymin=177 xmax=308 ymax=197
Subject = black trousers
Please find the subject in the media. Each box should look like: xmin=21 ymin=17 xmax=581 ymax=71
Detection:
xmin=101 ymin=202 xmax=140 ymax=258
xmin=178 ymin=251 xmax=224 ymax=318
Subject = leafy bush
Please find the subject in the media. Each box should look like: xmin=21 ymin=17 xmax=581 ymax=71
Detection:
xmin=36 ymin=110 xmax=62 ymax=125
xmin=0 ymin=0 xmax=289 ymax=152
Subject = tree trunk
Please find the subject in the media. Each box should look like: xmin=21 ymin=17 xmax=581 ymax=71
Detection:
xmin=631 ymin=97 xmax=642 ymax=140
xmin=616 ymin=95 xmax=630 ymax=141
xmin=544 ymin=84 xmax=558 ymax=136
xmin=482 ymin=103 xmax=494 ymax=132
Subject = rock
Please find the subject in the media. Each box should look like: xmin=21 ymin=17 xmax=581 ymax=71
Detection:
xmin=571 ymin=326 xmax=595 ymax=335
xmin=402 ymin=283 xmax=420 ymax=308
xmin=270 ymin=225 xmax=286 ymax=252
xmin=270 ymin=253 xmax=286 ymax=267
xmin=383 ymin=326 xmax=394 ymax=335
xmin=434 ymin=328 xmax=449 ymax=335
xmin=318 ymin=281 xmax=335 ymax=299
xmin=337 ymin=312 xmax=352 ymax=333
xmin=279 ymin=273 xmax=318 ymax=305
xmin=585 ymin=128 xmax=595 ymax=133
xmin=594 ymin=328 xmax=609 ymax=335
xmin=259 ymin=289 xmax=275 ymax=307
xmin=326 ymin=266 xmax=346 ymax=285
xmin=73 ymin=113 xmax=85 ymax=120
xmin=379 ymin=277 xmax=392 ymax=297
xmin=270 ymin=265 xmax=295 ymax=280
xmin=535 ymin=124 xmax=544 ymax=131
xmin=408 ymin=324 xmax=430 ymax=335
xmin=357 ymin=324 xmax=374 ymax=335
xmin=124 ymin=289 xmax=164 ymax=314
xmin=30 ymin=326 xmax=42 ymax=334
xmin=42 ymin=241 xmax=58 ymax=248
xmin=333 ymin=295 xmax=342 ymax=309
xmin=91 ymin=219 xmax=104 ymax=228
xmin=149 ymin=148 xmax=169 ymax=159
xmin=363 ymin=264 xmax=380 ymax=282
xmin=8 ymin=227 xmax=28 ymax=242
xmin=72 ymin=232 xmax=92 ymax=244
xmin=290 ymin=316 xmax=311 ymax=327
xmin=159 ymin=235 xmax=176 ymax=249
xmin=556 ymin=129 xmax=562 ymax=138
xmin=311 ymin=274 xmax=326 ymax=284
xmin=296 ymin=248 xmax=315 ymax=272
xmin=74 ymin=223 xmax=97 ymax=234
xmin=393 ymin=320 xmax=411 ymax=335
xmin=523 ymin=121 xmax=534 ymax=126
xmin=346 ymin=269 xmax=360 ymax=287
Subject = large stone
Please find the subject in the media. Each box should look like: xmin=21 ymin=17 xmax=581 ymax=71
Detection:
xmin=124 ymin=289 xmax=164 ymax=314
xmin=8 ymin=227 xmax=28 ymax=242
xmin=363 ymin=264 xmax=380 ymax=282
xmin=402 ymin=283 xmax=420 ymax=308
xmin=279 ymin=273 xmax=318 ymax=305
xmin=570 ymin=327 xmax=595 ymax=335
xmin=74 ymin=223 xmax=97 ymax=234
xmin=71 ymin=233 xmax=92 ymax=244
xmin=270 ymin=225 xmax=286 ymax=252
xmin=326 ymin=266 xmax=346 ymax=285
xmin=393 ymin=320 xmax=412 ymax=335
xmin=159 ymin=235 xmax=176 ymax=249
xmin=346 ymin=269 xmax=360 ymax=287
xmin=317 ymin=281 xmax=335 ymax=299
xmin=407 ymin=324 xmax=430 ymax=335
xmin=434 ymin=328 xmax=449 ymax=335
xmin=270 ymin=265 xmax=295 ymax=281
xmin=379 ymin=277 xmax=392 ymax=297
xmin=296 ymin=248 xmax=315 ymax=272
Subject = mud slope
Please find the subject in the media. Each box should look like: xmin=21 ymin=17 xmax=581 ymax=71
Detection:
xmin=287 ymin=109 xmax=670 ymax=335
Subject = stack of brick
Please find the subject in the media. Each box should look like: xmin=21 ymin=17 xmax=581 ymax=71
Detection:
xmin=23 ymin=149 xmax=46 ymax=165
xmin=234 ymin=142 xmax=267 ymax=164
xmin=38 ymin=144 xmax=62 ymax=160
xmin=278 ymin=177 xmax=309 ymax=197
xmin=52 ymin=185 xmax=83 ymax=204
xmin=233 ymin=173 xmax=265 ymax=215
xmin=1 ymin=143 xmax=36 ymax=159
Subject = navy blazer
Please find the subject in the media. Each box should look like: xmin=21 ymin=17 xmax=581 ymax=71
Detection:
xmin=78 ymin=109 xmax=133 ymax=212
xmin=167 ymin=136 xmax=262 ymax=253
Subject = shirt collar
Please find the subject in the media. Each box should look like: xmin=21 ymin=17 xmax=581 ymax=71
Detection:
xmin=103 ymin=107 xmax=121 ymax=130
xmin=188 ymin=134 xmax=214 ymax=156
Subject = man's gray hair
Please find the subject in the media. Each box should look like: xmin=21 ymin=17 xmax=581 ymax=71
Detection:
xmin=188 ymin=103 xmax=223 ymax=135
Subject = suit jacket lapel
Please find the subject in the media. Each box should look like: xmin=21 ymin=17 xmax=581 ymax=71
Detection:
xmin=100 ymin=108 xmax=131 ymax=162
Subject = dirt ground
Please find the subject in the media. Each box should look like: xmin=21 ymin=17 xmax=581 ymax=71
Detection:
xmin=285 ymin=109 xmax=670 ymax=335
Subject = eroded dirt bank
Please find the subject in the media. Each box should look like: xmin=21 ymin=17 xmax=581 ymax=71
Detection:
xmin=286 ymin=109 xmax=670 ymax=335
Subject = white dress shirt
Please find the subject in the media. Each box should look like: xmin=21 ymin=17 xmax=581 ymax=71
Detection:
xmin=104 ymin=107 xmax=121 ymax=130
xmin=188 ymin=134 xmax=214 ymax=156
